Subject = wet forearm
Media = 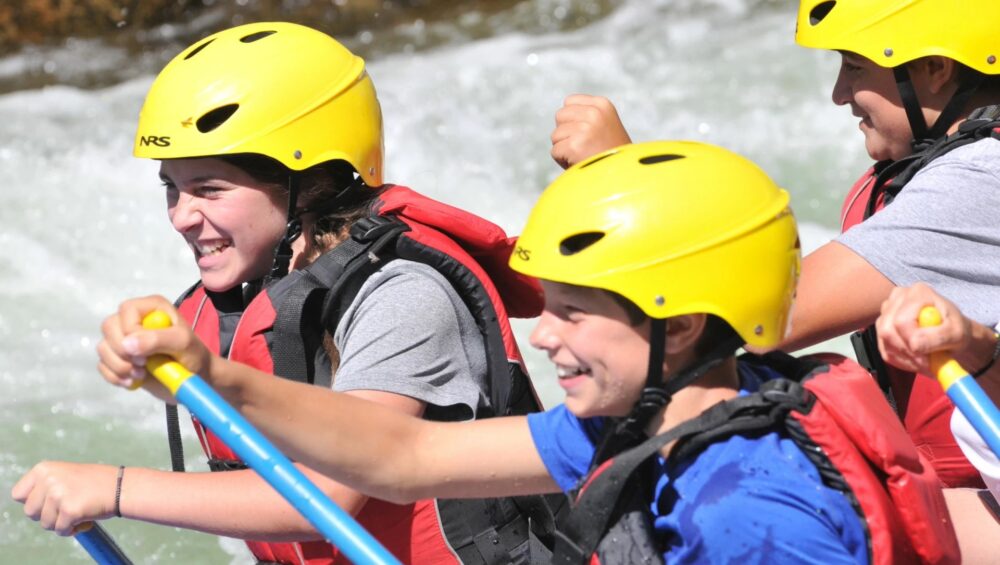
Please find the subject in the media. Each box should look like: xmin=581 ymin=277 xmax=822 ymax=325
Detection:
xmin=118 ymin=466 xmax=367 ymax=540
xmin=210 ymin=363 xmax=428 ymax=502
xmin=204 ymin=359 xmax=557 ymax=502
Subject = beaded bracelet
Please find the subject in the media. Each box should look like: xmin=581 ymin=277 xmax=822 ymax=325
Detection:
xmin=972 ymin=331 xmax=1000 ymax=378
xmin=114 ymin=465 xmax=125 ymax=518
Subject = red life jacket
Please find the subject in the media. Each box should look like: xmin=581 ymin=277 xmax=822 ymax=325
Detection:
xmin=552 ymin=353 xmax=960 ymax=565
xmin=840 ymin=110 xmax=1000 ymax=488
xmin=176 ymin=185 xmax=560 ymax=565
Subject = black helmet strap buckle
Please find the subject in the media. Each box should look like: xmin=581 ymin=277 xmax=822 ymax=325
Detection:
xmin=624 ymin=318 xmax=672 ymax=435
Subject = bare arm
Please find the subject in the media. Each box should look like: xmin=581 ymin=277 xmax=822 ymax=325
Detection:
xmin=943 ymin=488 xmax=1000 ymax=564
xmin=127 ymin=389 xmax=430 ymax=538
xmin=98 ymin=296 xmax=558 ymax=504
xmin=11 ymin=390 xmax=426 ymax=538
xmin=11 ymin=460 xmax=364 ymax=539
xmin=120 ymin=465 xmax=368 ymax=540
xmin=219 ymin=364 xmax=559 ymax=502
xmin=777 ymin=241 xmax=896 ymax=352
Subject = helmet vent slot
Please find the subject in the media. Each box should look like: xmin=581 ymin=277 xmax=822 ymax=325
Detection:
xmin=241 ymin=30 xmax=277 ymax=43
xmin=809 ymin=1 xmax=836 ymax=25
xmin=560 ymin=232 xmax=605 ymax=256
xmin=639 ymin=154 xmax=684 ymax=165
xmin=580 ymin=151 xmax=617 ymax=169
xmin=197 ymin=104 xmax=239 ymax=133
xmin=184 ymin=39 xmax=215 ymax=60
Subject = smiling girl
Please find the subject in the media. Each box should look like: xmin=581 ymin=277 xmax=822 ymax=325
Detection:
xmin=11 ymin=22 xmax=554 ymax=565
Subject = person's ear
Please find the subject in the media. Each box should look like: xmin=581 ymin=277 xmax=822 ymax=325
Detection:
xmin=663 ymin=314 xmax=707 ymax=355
xmin=912 ymin=56 xmax=959 ymax=95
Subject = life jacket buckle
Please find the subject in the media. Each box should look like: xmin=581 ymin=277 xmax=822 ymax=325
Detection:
xmin=350 ymin=215 xmax=400 ymax=243
xmin=760 ymin=378 xmax=808 ymax=411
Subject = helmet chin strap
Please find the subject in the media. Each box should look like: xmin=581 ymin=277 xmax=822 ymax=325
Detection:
xmin=266 ymin=172 xmax=303 ymax=284
xmin=591 ymin=319 xmax=745 ymax=465
xmin=264 ymin=172 xmax=369 ymax=285
xmin=894 ymin=65 xmax=984 ymax=152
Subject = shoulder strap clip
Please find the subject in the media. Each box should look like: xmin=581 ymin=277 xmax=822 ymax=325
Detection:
xmin=350 ymin=215 xmax=402 ymax=243
xmin=759 ymin=378 xmax=811 ymax=413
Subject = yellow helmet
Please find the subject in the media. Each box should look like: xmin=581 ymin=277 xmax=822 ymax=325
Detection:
xmin=795 ymin=0 xmax=1000 ymax=74
xmin=134 ymin=21 xmax=384 ymax=186
xmin=510 ymin=141 xmax=800 ymax=349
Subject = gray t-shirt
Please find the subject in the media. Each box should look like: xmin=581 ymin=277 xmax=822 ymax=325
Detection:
xmin=331 ymin=258 xmax=490 ymax=421
xmin=839 ymin=137 xmax=1000 ymax=325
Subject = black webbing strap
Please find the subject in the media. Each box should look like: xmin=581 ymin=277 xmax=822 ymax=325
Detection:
xmin=383 ymin=234 xmax=515 ymax=417
xmin=207 ymin=458 xmax=249 ymax=472
xmin=269 ymin=238 xmax=366 ymax=387
xmin=894 ymin=66 xmax=931 ymax=144
xmin=930 ymin=72 xmax=985 ymax=143
xmin=893 ymin=65 xmax=985 ymax=152
xmin=164 ymin=283 xmax=208 ymax=474
xmin=437 ymin=496 xmax=537 ymax=565
xmin=270 ymin=216 xmax=406 ymax=387
xmin=165 ymin=404 xmax=185 ymax=472
xmin=553 ymin=379 xmax=811 ymax=565
xmin=318 ymin=217 xmax=409 ymax=334
xmin=967 ymin=104 xmax=1000 ymax=123
xmin=512 ymin=492 xmax=564 ymax=550
xmin=864 ymin=156 xmax=916 ymax=217
xmin=865 ymin=115 xmax=999 ymax=217
xmin=850 ymin=327 xmax=897 ymax=412
xmin=265 ymin=174 xmax=302 ymax=284
xmin=166 ymin=285 xmax=246 ymax=471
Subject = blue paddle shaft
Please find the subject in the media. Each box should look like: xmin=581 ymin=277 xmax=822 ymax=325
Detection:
xmin=175 ymin=376 xmax=401 ymax=565
xmin=946 ymin=378 xmax=1000 ymax=458
xmin=75 ymin=523 xmax=132 ymax=565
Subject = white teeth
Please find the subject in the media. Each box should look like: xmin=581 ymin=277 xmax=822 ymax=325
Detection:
xmin=556 ymin=366 xmax=590 ymax=378
xmin=195 ymin=242 xmax=230 ymax=256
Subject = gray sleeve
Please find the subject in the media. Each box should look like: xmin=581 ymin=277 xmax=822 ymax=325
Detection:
xmin=837 ymin=138 xmax=1000 ymax=325
xmin=331 ymin=260 xmax=489 ymax=420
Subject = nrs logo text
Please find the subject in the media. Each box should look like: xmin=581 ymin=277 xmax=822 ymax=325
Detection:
xmin=139 ymin=135 xmax=172 ymax=147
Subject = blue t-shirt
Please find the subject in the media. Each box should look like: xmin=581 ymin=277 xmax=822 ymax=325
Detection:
xmin=526 ymin=362 xmax=869 ymax=564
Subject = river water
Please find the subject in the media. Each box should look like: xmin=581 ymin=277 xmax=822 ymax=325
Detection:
xmin=0 ymin=1 xmax=866 ymax=562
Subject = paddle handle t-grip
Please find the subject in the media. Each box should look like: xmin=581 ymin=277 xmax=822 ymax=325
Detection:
xmin=139 ymin=310 xmax=192 ymax=395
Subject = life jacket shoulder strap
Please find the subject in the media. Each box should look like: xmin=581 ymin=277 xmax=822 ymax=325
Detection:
xmin=173 ymin=281 xmax=203 ymax=307
xmin=870 ymin=107 xmax=1000 ymax=216
xmin=385 ymin=228 xmax=520 ymax=416
xmin=270 ymin=210 xmax=542 ymax=417
xmin=558 ymin=351 xmax=960 ymax=565
xmin=553 ymin=380 xmax=808 ymax=565
xmin=268 ymin=215 xmax=406 ymax=387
